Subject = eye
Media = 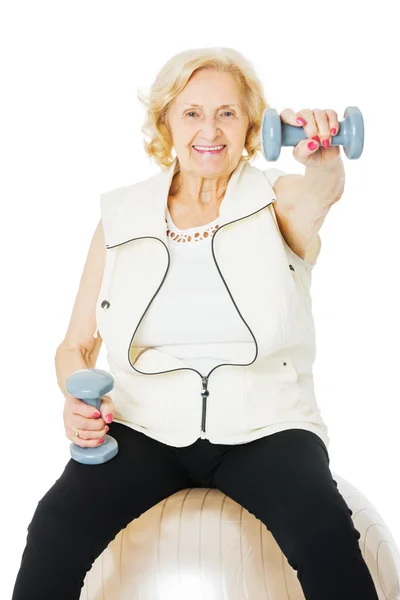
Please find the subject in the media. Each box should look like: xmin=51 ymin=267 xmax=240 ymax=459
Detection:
xmin=184 ymin=110 xmax=236 ymax=118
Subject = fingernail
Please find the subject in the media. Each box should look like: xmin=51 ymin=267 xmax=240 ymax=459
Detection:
xmin=323 ymin=139 xmax=330 ymax=148
xmin=98 ymin=438 xmax=105 ymax=444
xmin=308 ymin=141 xmax=318 ymax=150
xmin=105 ymin=414 xmax=113 ymax=423
xmin=105 ymin=426 xmax=109 ymax=433
xmin=330 ymin=128 xmax=336 ymax=135
xmin=312 ymin=135 xmax=320 ymax=143
xmin=296 ymin=117 xmax=306 ymax=125
xmin=92 ymin=412 xmax=101 ymax=418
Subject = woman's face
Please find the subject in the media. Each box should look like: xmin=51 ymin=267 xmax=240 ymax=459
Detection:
xmin=166 ymin=68 xmax=249 ymax=177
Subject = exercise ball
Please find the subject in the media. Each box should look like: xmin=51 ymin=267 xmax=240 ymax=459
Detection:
xmin=79 ymin=473 xmax=400 ymax=599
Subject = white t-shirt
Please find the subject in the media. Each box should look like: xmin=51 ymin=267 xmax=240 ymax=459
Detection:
xmin=133 ymin=197 xmax=321 ymax=378
xmin=133 ymin=208 xmax=255 ymax=376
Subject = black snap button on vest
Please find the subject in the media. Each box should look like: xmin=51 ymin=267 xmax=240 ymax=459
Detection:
xmin=283 ymin=362 xmax=287 ymax=366
xmin=101 ymin=300 xmax=110 ymax=309
xmin=289 ymin=264 xmax=295 ymax=271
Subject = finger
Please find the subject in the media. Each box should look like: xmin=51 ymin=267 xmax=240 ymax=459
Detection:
xmin=100 ymin=395 xmax=114 ymax=424
xmin=313 ymin=109 xmax=331 ymax=148
xmin=325 ymin=108 xmax=340 ymax=137
xmin=293 ymin=138 xmax=321 ymax=165
xmin=67 ymin=432 xmax=107 ymax=448
xmin=72 ymin=413 xmax=108 ymax=433
xmin=71 ymin=397 xmax=103 ymax=419
xmin=69 ymin=420 xmax=109 ymax=441
xmin=279 ymin=107 xmax=301 ymax=126
xmin=295 ymin=109 xmax=319 ymax=142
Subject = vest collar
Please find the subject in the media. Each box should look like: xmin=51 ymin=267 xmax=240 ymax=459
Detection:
xmin=106 ymin=154 xmax=276 ymax=248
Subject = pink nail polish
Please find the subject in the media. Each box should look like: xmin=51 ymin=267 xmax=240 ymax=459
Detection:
xmin=308 ymin=141 xmax=318 ymax=150
xmin=92 ymin=412 xmax=101 ymax=418
xmin=105 ymin=414 xmax=113 ymax=423
xmin=331 ymin=128 xmax=336 ymax=135
xmin=98 ymin=438 xmax=105 ymax=444
xmin=296 ymin=117 xmax=306 ymax=125
xmin=312 ymin=135 xmax=320 ymax=143
xmin=323 ymin=139 xmax=330 ymax=148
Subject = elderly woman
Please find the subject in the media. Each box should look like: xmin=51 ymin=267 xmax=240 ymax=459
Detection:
xmin=12 ymin=47 xmax=378 ymax=600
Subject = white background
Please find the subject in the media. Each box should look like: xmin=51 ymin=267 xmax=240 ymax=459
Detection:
xmin=2 ymin=0 xmax=399 ymax=597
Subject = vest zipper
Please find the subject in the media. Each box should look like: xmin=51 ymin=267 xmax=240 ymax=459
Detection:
xmin=200 ymin=376 xmax=209 ymax=439
xmin=105 ymin=200 xmax=290 ymax=440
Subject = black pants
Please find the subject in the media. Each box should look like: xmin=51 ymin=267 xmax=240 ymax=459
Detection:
xmin=12 ymin=423 xmax=379 ymax=600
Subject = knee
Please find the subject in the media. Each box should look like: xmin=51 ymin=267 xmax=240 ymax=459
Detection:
xmin=26 ymin=499 xmax=48 ymax=537
xmin=28 ymin=477 xmax=96 ymax=536
xmin=291 ymin=500 xmax=360 ymax=556
xmin=26 ymin=492 xmax=79 ymax=542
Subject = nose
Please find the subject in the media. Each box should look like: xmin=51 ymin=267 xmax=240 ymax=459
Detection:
xmin=197 ymin=115 xmax=223 ymax=143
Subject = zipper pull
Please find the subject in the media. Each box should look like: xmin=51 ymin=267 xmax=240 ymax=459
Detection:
xmin=200 ymin=376 xmax=210 ymax=439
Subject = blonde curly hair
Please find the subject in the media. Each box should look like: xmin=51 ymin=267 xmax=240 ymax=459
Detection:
xmin=137 ymin=47 xmax=269 ymax=171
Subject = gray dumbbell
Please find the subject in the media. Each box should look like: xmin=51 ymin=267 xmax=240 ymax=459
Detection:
xmin=261 ymin=106 xmax=364 ymax=161
xmin=66 ymin=368 xmax=119 ymax=465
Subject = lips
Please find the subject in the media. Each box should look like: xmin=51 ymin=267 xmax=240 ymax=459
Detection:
xmin=192 ymin=145 xmax=226 ymax=154
xmin=192 ymin=145 xmax=226 ymax=149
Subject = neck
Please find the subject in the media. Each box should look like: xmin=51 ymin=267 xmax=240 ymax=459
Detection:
xmin=169 ymin=170 xmax=230 ymax=211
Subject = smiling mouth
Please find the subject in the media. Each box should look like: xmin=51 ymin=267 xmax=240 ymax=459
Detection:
xmin=192 ymin=145 xmax=227 ymax=153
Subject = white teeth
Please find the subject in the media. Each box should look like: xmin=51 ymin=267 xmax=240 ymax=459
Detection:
xmin=193 ymin=145 xmax=225 ymax=151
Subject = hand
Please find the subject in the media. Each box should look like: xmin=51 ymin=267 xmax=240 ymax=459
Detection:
xmin=279 ymin=108 xmax=341 ymax=168
xmin=63 ymin=393 xmax=115 ymax=448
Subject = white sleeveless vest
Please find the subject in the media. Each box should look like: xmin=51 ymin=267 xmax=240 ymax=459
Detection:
xmin=95 ymin=155 xmax=330 ymax=449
